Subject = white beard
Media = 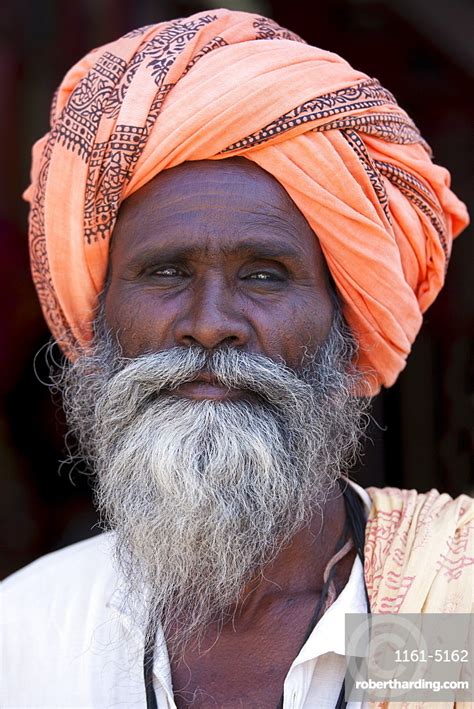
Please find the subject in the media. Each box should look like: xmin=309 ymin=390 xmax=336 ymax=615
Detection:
xmin=59 ymin=310 xmax=368 ymax=654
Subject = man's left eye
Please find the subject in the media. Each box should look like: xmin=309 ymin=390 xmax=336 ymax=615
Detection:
xmin=245 ymin=271 xmax=281 ymax=281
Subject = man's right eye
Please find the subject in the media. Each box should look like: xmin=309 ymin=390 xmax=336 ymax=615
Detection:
xmin=152 ymin=266 xmax=185 ymax=277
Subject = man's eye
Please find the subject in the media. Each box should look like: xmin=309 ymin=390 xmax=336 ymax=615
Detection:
xmin=245 ymin=271 xmax=282 ymax=281
xmin=153 ymin=266 xmax=184 ymax=277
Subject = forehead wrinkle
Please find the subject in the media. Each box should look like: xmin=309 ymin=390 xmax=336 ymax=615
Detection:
xmin=120 ymin=190 xmax=298 ymax=222
xmin=115 ymin=201 xmax=309 ymax=246
xmin=113 ymin=203 xmax=265 ymax=244
xmin=119 ymin=161 xmax=298 ymax=222
xmin=235 ymin=206 xmax=308 ymax=234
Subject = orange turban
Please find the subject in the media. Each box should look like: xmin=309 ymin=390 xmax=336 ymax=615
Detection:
xmin=24 ymin=10 xmax=469 ymax=394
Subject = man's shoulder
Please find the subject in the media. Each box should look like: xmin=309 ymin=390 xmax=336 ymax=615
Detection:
xmin=1 ymin=534 xmax=149 ymax=707
xmin=2 ymin=532 xmax=117 ymax=613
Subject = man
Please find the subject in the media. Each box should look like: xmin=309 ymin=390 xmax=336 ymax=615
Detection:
xmin=2 ymin=9 xmax=472 ymax=709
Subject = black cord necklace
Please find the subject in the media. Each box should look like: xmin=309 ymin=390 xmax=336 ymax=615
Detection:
xmin=144 ymin=482 xmax=370 ymax=709
xmin=334 ymin=481 xmax=371 ymax=709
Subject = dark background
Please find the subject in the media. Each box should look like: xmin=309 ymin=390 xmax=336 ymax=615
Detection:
xmin=1 ymin=0 xmax=472 ymax=579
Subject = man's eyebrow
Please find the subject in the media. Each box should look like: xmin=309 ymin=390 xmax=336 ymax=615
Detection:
xmin=126 ymin=239 xmax=307 ymax=266
xmin=219 ymin=239 xmax=306 ymax=260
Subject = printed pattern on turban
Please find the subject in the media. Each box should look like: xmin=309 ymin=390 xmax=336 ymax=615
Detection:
xmin=24 ymin=10 xmax=469 ymax=394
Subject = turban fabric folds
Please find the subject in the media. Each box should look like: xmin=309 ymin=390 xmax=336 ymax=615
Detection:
xmin=24 ymin=10 xmax=469 ymax=394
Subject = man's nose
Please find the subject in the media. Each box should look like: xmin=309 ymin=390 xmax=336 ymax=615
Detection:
xmin=174 ymin=278 xmax=251 ymax=350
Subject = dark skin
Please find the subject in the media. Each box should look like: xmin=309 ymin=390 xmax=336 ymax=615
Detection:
xmin=105 ymin=159 xmax=353 ymax=708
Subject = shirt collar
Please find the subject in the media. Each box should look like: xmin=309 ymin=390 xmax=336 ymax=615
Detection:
xmin=291 ymin=553 xmax=367 ymax=668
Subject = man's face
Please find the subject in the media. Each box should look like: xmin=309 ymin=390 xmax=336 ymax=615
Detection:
xmin=62 ymin=158 xmax=366 ymax=653
xmin=104 ymin=157 xmax=334 ymax=383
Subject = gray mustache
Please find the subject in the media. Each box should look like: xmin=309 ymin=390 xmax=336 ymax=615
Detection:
xmin=108 ymin=346 xmax=315 ymax=406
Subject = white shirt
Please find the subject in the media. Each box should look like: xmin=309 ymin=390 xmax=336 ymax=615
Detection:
xmin=1 ymin=485 xmax=370 ymax=709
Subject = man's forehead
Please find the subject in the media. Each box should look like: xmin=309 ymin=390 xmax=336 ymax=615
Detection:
xmin=112 ymin=158 xmax=321 ymax=261
xmin=117 ymin=158 xmax=299 ymax=220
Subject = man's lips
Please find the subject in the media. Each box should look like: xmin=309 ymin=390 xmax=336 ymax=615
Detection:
xmin=167 ymin=371 xmax=245 ymax=401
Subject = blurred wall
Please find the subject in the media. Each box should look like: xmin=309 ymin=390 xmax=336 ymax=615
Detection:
xmin=0 ymin=0 xmax=472 ymax=578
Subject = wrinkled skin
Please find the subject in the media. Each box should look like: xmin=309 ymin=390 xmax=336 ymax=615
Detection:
xmin=105 ymin=159 xmax=352 ymax=708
